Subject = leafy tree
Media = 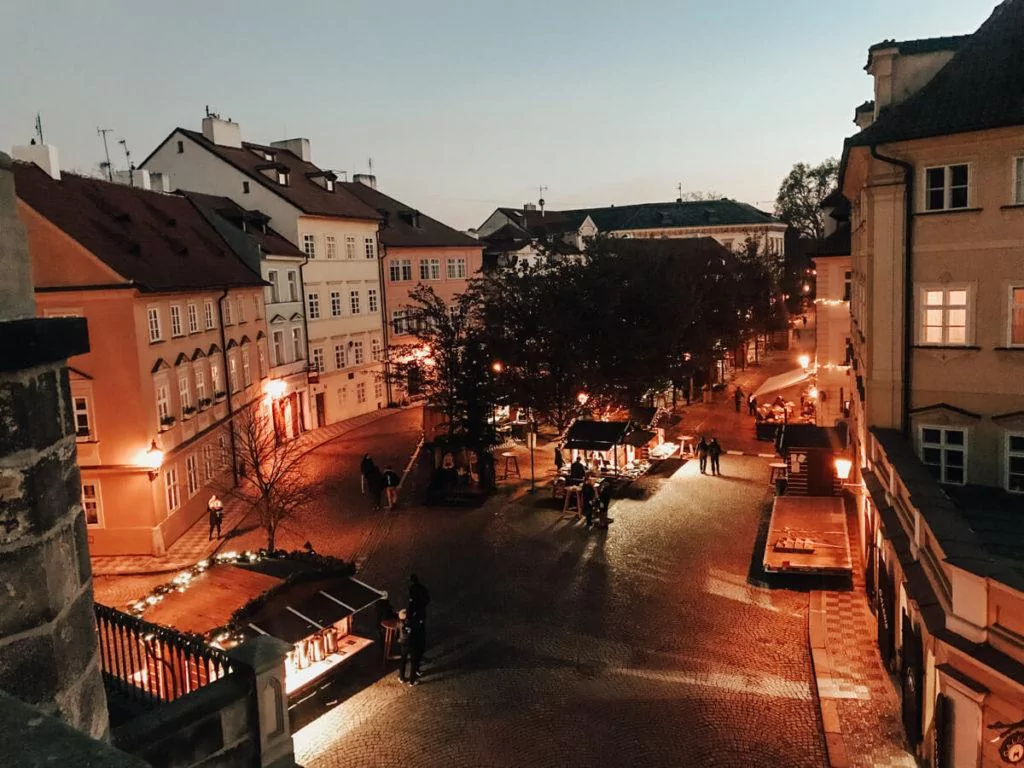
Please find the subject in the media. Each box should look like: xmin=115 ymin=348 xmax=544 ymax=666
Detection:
xmin=775 ymin=159 xmax=839 ymax=240
xmin=677 ymin=190 xmax=723 ymax=202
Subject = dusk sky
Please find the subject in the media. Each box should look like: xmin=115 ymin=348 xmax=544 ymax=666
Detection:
xmin=2 ymin=0 xmax=996 ymax=229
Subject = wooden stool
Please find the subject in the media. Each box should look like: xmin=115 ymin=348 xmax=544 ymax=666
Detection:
xmin=768 ymin=462 xmax=787 ymax=487
xmin=679 ymin=435 xmax=696 ymax=458
xmin=380 ymin=618 xmax=400 ymax=666
xmin=562 ymin=485 xmax=583 ymax=519
xmin=501 ymin=451 xmax=520 ymax=479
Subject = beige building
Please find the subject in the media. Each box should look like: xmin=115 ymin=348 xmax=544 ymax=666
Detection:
xmin=13 ymin=151 xmax=269 ymax=556
xmin=838 ymin=3 xmax=1024 ymax=765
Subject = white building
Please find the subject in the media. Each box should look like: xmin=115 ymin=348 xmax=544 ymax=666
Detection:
xmin=142 ymin=115 xmax=387 ymax=425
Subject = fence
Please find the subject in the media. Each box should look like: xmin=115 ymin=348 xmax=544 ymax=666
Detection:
xmin=94 ymin=603 xmax=234 ymax=708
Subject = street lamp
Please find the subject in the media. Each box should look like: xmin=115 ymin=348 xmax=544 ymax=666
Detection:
xmin=265 ymin=379 xmax=286 ymax=399
xmin=141 ymin=440 xmax=164 ymax=481
xmin=491 ymin=361 xmax=503 ymax=374
xmin=577 ymin=391 xmax=589 ymax=406
xmin=798 ymin=354 xmax=811 ymax=370
xmin=833 ymin=457 xmax=853 ymax=481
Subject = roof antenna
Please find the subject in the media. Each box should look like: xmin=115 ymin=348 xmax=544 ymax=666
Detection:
xmin=368 ymin=157 xmax=374 ymax=174
xmin=118 ymin=138 xmax=133 ymax=186
xmin=538 ymin=184 xmax=548 ymax=217
xmin=34 ymin=113 xmax=44 ymax=144
xmin=676 ymin=182 xmax=683 ymax=203
xmin=97 ymin=128 xmax=114 ymax=181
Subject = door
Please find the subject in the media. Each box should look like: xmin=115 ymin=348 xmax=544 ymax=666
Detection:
xmin=315 ymin=393 xmax=326 ymax=428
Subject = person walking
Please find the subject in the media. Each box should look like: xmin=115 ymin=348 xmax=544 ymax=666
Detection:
xmin=367 ymin=464 xmax=385 ymax=510
xmin=596 ymin=480 xmax=613 ymax=528
xmin=709 ymin=438 xmax=723 ymax=476
xmin=581 ymin=477 xmax=596 ymax=528
xmin=748 ymin=394 xmax=757 ymax=416
xmin=408 ymin=573 xmax=430 ymax=656
xmin=734 ymin=387 xmax=744 ymax=413
xmin=360 ymin=453 xmax=375 ymax=494
xmin=383 ymin=465 xmax=401 ymax=509
xmin=696 ymin=437 xmax=709 ymax=474
xmin=207 ymin=494 xmax=223 ymax=540
xmin=554 ymin=444 xmax=564 ymax=474
xmin=397 ymin=609 xmax=420 ymax=684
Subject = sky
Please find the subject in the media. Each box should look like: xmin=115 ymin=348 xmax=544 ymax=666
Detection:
xmin=1 ymin=0 xmax=997 ymax=230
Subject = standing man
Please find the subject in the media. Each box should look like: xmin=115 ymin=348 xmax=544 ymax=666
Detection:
xmin=709 ymin=438 xmax=723 ymax=476
xmin=748 ymin=394 xmax=757 ymax=416
xmin=397 ymin=609 xmax=422 ymax=685
xmin=207 ymin=494 xmax=224 ymax=540
xmin=568 ymin=455 xmax=586 ymax=484
xmin=382 ymin=465 xmax=401 ymax=510
xmin=696 ymin=436 xmax=709 ymax=475
xmin=734 ymin=387 xmax=744 ymax=413
xmin=581 ymin=477 xmax=596 ymax=528
xmin=360 ymin=453 xmax=375 ymax=494
xmin=409 ymin=573 xmax=430 ymax=656
xmin=554 ymin=444 xmax=564 ymax=474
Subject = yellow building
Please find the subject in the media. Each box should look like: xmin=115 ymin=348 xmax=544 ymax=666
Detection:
xmin=838 ymin=3 xmax=1024 ymax=765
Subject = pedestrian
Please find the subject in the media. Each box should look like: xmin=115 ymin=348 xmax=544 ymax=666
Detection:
xmin=734 ymin=387 xmax=744 ymax=413
xmin=396 ymin=609 xmax=416 ymax=684
xmin=360 ymin=453 xmax=375 ymax=494
xmin=568 ymin=455 xmax=586 ymax=484
xmin=383 ymin=465 xmax=400 ymax=509
xmin=207 ymin=494 xmax=223 ymax=540
xmin=581 ymin=477 xmax=596 ymax=528
xmin=709 ymin=438 xmax=722 ymax=476
xmin=554 ymin=444 xmax=564 ymax=474
xmin=367 ymin=465 xmax=385 ymax=509
xmin=748 ymin=394 xmax=757 ymax=416
xmin=596 ymin=480 xmax=613 ymax=528
xmin=409 ymin=573 xmax=430 ymax=654
xmin=399 ymin=610 xmax=426 ymax=686
xmin=696 ymin=437 xmax=709 ymax=474
xmin=802 ymin=315 xmax=807 ymax=328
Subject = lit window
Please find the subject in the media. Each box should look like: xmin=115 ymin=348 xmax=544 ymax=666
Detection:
xmin=920 ymin=287 xmax=968 ymax=345
xmin=326 ymin=235 xmax=338 ymax=259
xmin=923 ymin=164 xmax=969 ymax=211
xmin=210 ymin=362 xmax=223 ymax=396
xmin=1009 ymin=287 xmax=1024 ymax=347
xmin=312 ymin=346 xmax=325 ymax=373
xmin=353 ymin=340 xmax=365 ymax=365
xmin=73 ymin=396 xmax=92 ymax=440
xmin=345 ymin=236 xmax=356 ymax=259
xmin=258 ymin=345 xmax=267 ymax=378
xmin=920 ymin=426 xmax=966 ymax=485
xmin=186 ymin=455 xmax=200 ymax=497
xmin=335 ymin=344 xmax=346 ymax=369
xmin=326 ymin=179 xmax=335 ymax=192
xmin=350 ymin=290 xmax=361 ymax=315
xmin=147 ymin=306 xmax=162 ymax=343
xmin=330 ymin=291 xmax=342 ymax=317
xmin=307 ymin=292 xmax=321 ymax=320
xmin=229 ymin=354 xmax=240 ymax=393
xmin=420 ymin=258 xmax=440 ymax=281
xmin=368 ymin=289 xmax=378 ymax=314
xmin=204 ymin=300 xmax=216 ymax=330
xmin=277 ymin=170 xmax=289 ymax=186
xmin=303 ymin=234 xmax=316 ymax=258
xmin=164 ymin=466 xmax=180 ymax=511
xmin=242 ymin=348 xmax=252 ymax=386
xmin=364 ymin=237 xmax=376 ymax=259
xmin=187 ymin=304 xmax=199 ymax=334
xmin=81 ymin=482 xmax=102 ymax=526
xmin=447 ymin=258 xmax=467 ymax=279
xmin=356 ymin=382 xmax=367 ymax=403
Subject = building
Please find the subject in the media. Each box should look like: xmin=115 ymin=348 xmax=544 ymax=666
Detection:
xmin=13 ymin=150 xmax=269 ymax=556
xmin=339 ymin=177 xmax=484 ymax=398
xmin=142 ymin=115 xmax=387 ymax=424
xmin=838 ymin=3 xmax=1024 ymax=764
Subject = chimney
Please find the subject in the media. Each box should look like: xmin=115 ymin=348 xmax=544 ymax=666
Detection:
xmin=270 ymin=138 xmax=310 ymax=163
xmin=353 ymin=173 xmax=377 ymax=190
xmin=11 ymin=142 xmax=60 ymax=180
xmin=853 ymin=101 xmax=875 ymax=130
xmin=113 ymin=168 xmax=151 ymax=190
xmin=523 ymin=203 xmax=537 ymax=211
xmin=201 ymin=115 xmax=242 ymax=148
xmin=149 ymin=171 xmax=171 ymax=193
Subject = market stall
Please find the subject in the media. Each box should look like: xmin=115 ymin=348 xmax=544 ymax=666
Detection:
xmin=751 ymin=368 xmax=816 ymax=439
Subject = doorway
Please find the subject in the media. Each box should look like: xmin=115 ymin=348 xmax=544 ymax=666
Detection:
xmin=315 ymin=393 xmax=326 ymax=428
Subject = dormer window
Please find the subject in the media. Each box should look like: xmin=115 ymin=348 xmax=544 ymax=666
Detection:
xmin=326 ymin=179 xmax=335 ymax=192
xmin=277 ymin=170 xmax=289 ymax=186
xmin=264 ymin=151 xmax=274 ymax=161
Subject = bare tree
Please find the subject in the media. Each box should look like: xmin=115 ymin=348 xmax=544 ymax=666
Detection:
xmin=220 ymin=403 xmax=320 ymax=551
xmin=677 ymin=190 xmax=723 ymax=202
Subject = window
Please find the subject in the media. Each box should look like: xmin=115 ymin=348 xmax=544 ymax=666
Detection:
xmin=210 ymin=361 xmax=223 ymax=395
xmin=204 ymin=300 xmax=216 ymax=330
xmin=312 ymin=346 xmax=325 ymax=373
xmin=334 ymin=344 xmax=346 ymax=369
xmin=276 ymin=170 xmax=289 ymax=186
xmin=287 ymin=271 xmax=299 ymax=301
xmin=229 ymin=355 xmax=240 ymax=393
xmin=1007 ymin=433 xmax=1024 ymax=493
xmin=82 ymin=482 xmax=101 ymax=525
xmin=242 ymin=349 xmax=252 ymax=386
xmin=392 ymin=309 xmax=408 ymax=335
xmin=253 ymin=295 xmax=261 ymax=320
xmin=921 ymin=287 xmax=968 ymax=345
xmin=352 ymin=340 xmax=365 ymax=365
xmin=326 ymin=179 xmax=335 ymax=192
xmin=258 ymin=345 xmax=267 ymax=378
xmin=272 ymin=331 xmax=285 ymax=365
xmin=164 ymin=466 xmax=180 ymax=512
xmin=374 ymin=380 xmax=384 ymax=399
xmin=156 ymin=383 xmax=171 ymax=421
xmin=176 ymin=140 xmax=184 ymax=154
xmin=345 ymin=236 xmax=356 ymax=259
xmin=307 ymin=292 xmax=321 ymax=320
xmin=330 ymin=291 xmax=342 ymax=317
xmin=195 ymin=368 xmax=206 ymax=403
xmin=72 ymin=396 xmax=92 ymax=440
xmin=420 ymin=258 xmax=441 ymax=280
xmin=202 ymin=444 xmax=216 ymax=482
xmin=223 ymin=298 xmax=233 ymax=326
xmin=449 ymin=304 xmax=461 ymax=323
xmin=1009 ymin=287 xmax=1024 ymax=347
xmin=178 ymin=373 xmax=192 ymax=412
xmin=337 ymin=386 xmax=347 ymax=406
xmin=368 ymin=288 xmax=378 ymax=314
xmin=147 ymin=307 xmax=162 ymax=343
xmin=186 ymin=455 xmax=200 ymax=497
xmin=218 ymin=434 xmax=229 ymax=469
xmin=356 ymin=382 xmax=367 ymax=403
xmin=843 ymin=272 xmax=852 ymax=302
xmin=326 ymin=235 xmax=338 ymax=260
xmin=920 ymin=427 xmax=966 ymax=485
xmin=364 ymin=237 xmax=376 ymax=259
xmin=237 ymin=296 xmax=246 ymax=323
xmin=924 ymin=164 xmax=969 ymax=211
xmin=267 ymin=271 xmax=280 ymax=303
xmin=350 ymin=290 xmax=361 ymax=315
xmin=291 ymin=328 xmax=304 ymax=360
xmin=187 ymin=304 xmax=199 ymax=334
xmin=390 ymin=259 xmax=412 ymax=282
xmin=303 ymin=234 xmax=316 ymax=259
xmin=371 ymin=337 xmax=382 ymax=361
xmin=243 ymin=181 xmax=250 ymax=194
xmin=447 ymin=258 xmax=467 ymax=279
xmin=1014 ymin=157 xmax=1024 ymax=205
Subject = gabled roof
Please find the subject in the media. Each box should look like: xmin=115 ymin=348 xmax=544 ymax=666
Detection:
xmin=338 ymin=182 xmax=480 ymax=248
xmin=14 ymin=162 xmax=266 ymax=293
xmin=162 ymin=129 xmax=381 ymax=221
xmin=849 ymin=1 xmax=1024 ymax=147
xmin=806 ymin=223 xmax=851 ymax=258
xmin=865 ymin=34 xmax=970 ymax=63
xmin=181 ymin=191 xmax=304 ymax=258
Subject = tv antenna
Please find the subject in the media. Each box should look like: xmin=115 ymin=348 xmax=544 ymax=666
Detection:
xmin=538 ymin=184 xmax=548 ymax=214
xmin=676 ymin=181 xmax=684 ymax=201
xmin=117 ymin=138 xmax=134 ymax=185
xmin=368 ymin=157 xmax=374 ymax=173
xmin=97 ymin=128 xmax=114 ymax=181
xmin=34 ymin=113 xmax=44 ymax=144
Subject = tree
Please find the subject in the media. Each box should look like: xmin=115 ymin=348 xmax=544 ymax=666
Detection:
xmin=221 ymin=403 xmax=321 ymax=551
xmin=677 ymin=190 xmax=723 ymax=202
xmin=775 ymin=159 xmax=839 ymax=240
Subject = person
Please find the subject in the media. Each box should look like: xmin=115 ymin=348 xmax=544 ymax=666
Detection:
xmin=802 ymin=315 xmax=808 ymax=327
xmin=581 ymin=477 xmax=596 ymax=528
xmin=709 ymin=438 xmax=722 ymax=476
xmin=383 ymin=465 xmax=401 ymax=509
xmin=596 ymin=480 xmax=613 ymax=528
xmin=696 ymin=437 xmax=709 ymax=474
xmin=748 ymin=394 xmax=757 ymax=416
xmin=554 ymin=444 xmax=564 ymax=474
xmin=367 ymin=464 xmax=385 ymax=509
xmin=568 ymin=455 xmax=586 ymax=484
xmin=360 ymin=453 xmax=375 ymax=494
xmin=408 ymin=573 xmax=430 ymax=655
xmin=207 ymin=494 xmax=223 ymax=540
xmin=734 ymin=387 xmax=744 ymax=413
xmin=397 ymin=609 xmax=418 ymax=684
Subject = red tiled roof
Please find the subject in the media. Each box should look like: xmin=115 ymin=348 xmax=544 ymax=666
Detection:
xmin=339 ymin=182 xmax=480 ymax=248
xmin=14 ymin=162 xmax=266 ymax=292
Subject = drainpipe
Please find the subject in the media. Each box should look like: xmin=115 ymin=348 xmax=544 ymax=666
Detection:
xmin=376 ymin=224 xmax=394 ymax=406
xmin=869 ymin=145 xmax=914 ymax=438
xmin=217 ymin=288 xmax=239 ymax=487
xmin=297 ymin=251 xmax=312 ymax=430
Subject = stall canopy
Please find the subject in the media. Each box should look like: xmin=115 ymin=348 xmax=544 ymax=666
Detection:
xmin=564 ymin=420 xmax=632 ymax=451
xmin=752 ymin=368 xmax=811 ymax=399
xmin=623 ymin=429 xmax=658 ymax=447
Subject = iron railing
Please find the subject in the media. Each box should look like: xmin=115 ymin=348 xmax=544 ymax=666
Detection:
xmin=94 ymin=603 xmax=234 ymax=708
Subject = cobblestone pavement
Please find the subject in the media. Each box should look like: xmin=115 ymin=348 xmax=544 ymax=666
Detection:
xmin=293 ymin=447 xmax=828 ymax=766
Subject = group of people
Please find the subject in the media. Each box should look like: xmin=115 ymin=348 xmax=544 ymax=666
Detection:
xmin=734 ymin=386 xmax=758 ymax=416
xmin=360 ymin=454 xmax=401 ymax=510
xmin=557 ymin=448 xmax=613 ymax=529
xmin=378 ymin=574 xmax=431 ymax=686
xmin=694 ymin=436 xmax=723 ymax=476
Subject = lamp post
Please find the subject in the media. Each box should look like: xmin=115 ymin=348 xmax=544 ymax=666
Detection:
xmin=490 ymin=361 xmax=503 ymax=434
xmin=527 ymin=414 xmax=537 ymax=494
xmin=142 ymin=440 xmax=164 ymax=481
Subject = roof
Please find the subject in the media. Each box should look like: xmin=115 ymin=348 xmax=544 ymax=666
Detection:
xmin=164 ymin=129 xmax=381 ymax=221
xmin=14 ymin=162 xmax=266 ymax=292
xmin=564 ymin=420 xmax=632 ymax=451
xmin=854 ymin=100 xmax=875 ymax=114
xmin=866 ymin=34 xmax=970 ymax=57
xmin=806 ymin=223 xmax=851 ymax=258
xmin=339 ymin=182 xmax=480 ymax=248
xmin=777 ymin=424 xmax=837 ymax=452
xmin=182 ymin=191 xmax=305 ymax=257
xmin=849 ymin=2 xmax=1024 ymax=147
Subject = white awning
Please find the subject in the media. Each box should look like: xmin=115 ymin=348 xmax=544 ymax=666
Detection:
xmin=753 ymin=368 xmax=811 ymax=399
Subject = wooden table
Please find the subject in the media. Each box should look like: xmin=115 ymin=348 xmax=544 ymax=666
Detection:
xmin=678 ymin=435 xmax=696 ymax=458
xmin=768 ymin=462 xmax=787 ymax=487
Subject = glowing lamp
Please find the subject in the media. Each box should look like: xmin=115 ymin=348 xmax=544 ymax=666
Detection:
xmin=265 ymin=379 xmax=286 ymax=399
xmin=577 ymin=392 xmax=589 ymax=406
xmin=834 ymin=457 xmax=853 ymax=481
xmin=808 ymin=387 xmax=819 ymax=399
xmin=142 ymin=440 xmax=164 ymax=481
xmin=798 ymin=354 xmax=811 ymax=370
xmin=491 ymin=361 xmax=504 ymax=374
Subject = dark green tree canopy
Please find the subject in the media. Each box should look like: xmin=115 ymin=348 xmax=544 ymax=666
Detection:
xmin=775 ymin=158 xmax=839 ymax=241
